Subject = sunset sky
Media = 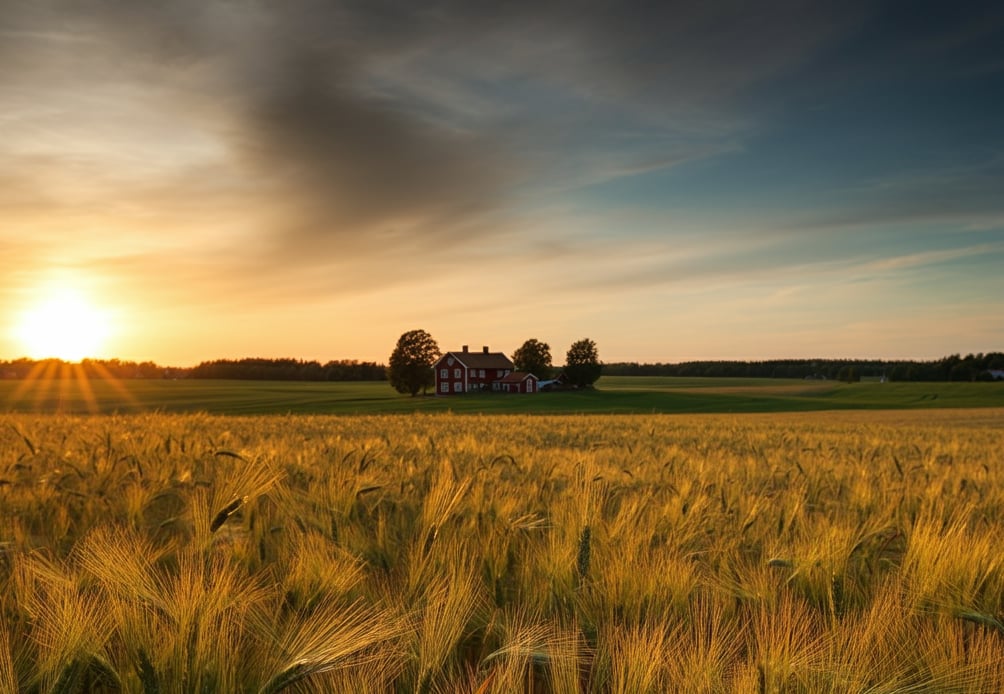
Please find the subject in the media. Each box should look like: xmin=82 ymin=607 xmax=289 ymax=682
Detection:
xmin=2 ymin=1 xmax=1002 ymax=366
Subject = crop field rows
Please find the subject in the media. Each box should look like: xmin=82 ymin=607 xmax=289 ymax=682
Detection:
xmin=1 ymin=376 xmax=1001 ymax=415
xmin=1 ymin=409 xmax=1003 ymax=692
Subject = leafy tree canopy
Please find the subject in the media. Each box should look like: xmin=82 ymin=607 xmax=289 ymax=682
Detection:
xmin=388 ymin=329 xmax=441 ymax=396
xmin=565 ymin=338 xmax=601 ymax=387
xmin=512 ymin=338 xmax=552 ymax=379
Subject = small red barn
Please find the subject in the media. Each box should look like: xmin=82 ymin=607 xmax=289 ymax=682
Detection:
xmin=498 ymin=371 xmax=539 ymax=394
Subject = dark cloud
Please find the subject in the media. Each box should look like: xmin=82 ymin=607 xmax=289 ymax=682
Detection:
xmin=1 ymin=1 xmax=868 ymax=217
xmin=233 ymin=47 xmax=512 ymax=251
xmin=4 ymin=0 xmax=1001 ymax=283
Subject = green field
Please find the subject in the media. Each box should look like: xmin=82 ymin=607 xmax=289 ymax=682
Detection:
xmin=1 ymin=375 xmax=1000 ymax=415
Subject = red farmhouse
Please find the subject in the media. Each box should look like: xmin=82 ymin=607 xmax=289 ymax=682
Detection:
xmin=434 ymin=346 xmax=538 ymax=395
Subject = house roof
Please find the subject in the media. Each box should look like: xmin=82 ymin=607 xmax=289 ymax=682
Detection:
xmin=499 ymin=371 xmax=538 ymax=383
xmin=437 ymin=351 xmax=514 ymax=370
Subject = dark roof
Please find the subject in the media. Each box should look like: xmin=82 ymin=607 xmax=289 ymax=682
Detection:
xmin=499 ymin=371 xmax=538 ymax=383
xmin=437 ymin=351 xmax=514 ymax=370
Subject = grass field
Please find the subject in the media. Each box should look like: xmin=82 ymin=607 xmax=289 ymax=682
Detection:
xmin=2 ymin=409 xmax=1004 ymax=692
xmin=1 ymin=375 xmax=1001 ymax=415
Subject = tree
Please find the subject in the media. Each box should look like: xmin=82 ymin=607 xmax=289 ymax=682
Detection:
xmin=564 ymin=338 xmax=601 ymax=387
xmin=836 ymin=365 xmax=860 ymax=383
xmin=388 ymin=329 xmax=440 ymax=396
xmin=512 ymin=338 xmax=552 ymax=379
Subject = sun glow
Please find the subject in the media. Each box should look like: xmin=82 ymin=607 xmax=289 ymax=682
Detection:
xmin=14 ymin=286 xmax=114 ymax=362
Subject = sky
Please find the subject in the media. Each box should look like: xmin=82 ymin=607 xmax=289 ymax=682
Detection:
xmin=1 ymin=0 xmax=1003 ymax=366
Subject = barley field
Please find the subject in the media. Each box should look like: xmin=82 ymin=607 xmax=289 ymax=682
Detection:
xmin=1 ymin=409 xmax=1003 ymax=692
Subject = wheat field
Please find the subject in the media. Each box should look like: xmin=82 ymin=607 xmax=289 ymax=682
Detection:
xmin=1 ymin=409 xmax=1003 ymax=692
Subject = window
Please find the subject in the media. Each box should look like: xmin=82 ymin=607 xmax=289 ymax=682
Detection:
xmin=497 ymin=370 xmax=503 ymax=377
xmin=440 ymin=382 xmax=448 ymax=393
xmin=454 ymin=382 xmax=462 ymax=392
xmin=469 ymin=368 xmax=476 ymax=377
xmin=447 ymin=357 xmax=454 ymax=366
xmin=440 ymin=369 xmax=447 ymax=379
xmin=454 ymin=368 xmax=461 ymax=378
xmin=479 ymin=369 xmax=485 ymax=378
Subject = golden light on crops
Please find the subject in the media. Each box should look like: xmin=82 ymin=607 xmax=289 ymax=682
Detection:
xmin=6 ymin=281 xmax=134 ymax=413
xmin=13 ymin=284 xmax=114 ymax=362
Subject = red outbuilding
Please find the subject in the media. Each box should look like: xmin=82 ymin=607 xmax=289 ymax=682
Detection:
xmin=497 ymin=371 xmax=540 ymax=394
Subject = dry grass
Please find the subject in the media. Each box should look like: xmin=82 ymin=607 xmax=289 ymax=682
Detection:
xmin=0 ymin=409 xmax=1003 ymax=692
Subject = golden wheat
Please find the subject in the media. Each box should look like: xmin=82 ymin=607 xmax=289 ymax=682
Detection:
xmin=0 ymin=409 xmax=1002 ymax=691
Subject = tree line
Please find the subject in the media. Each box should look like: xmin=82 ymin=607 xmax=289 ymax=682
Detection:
xmin=2 ymin=352 xmax=1000 ymax=383
xmin=0 ymin=357 xmax=386 ymax=381
xmin=603 ymin=352 xmax=1004 ymax=382
xmin=188 ymin=358 xmax=386 ymax=381
xmin=0 ymin=358 xmax=171 ymax=380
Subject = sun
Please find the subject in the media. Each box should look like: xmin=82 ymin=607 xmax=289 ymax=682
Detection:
xmin=14 ymin=286 xmax=113 ymax=362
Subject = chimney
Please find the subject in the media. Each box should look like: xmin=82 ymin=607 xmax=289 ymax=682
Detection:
xmin=462 ymin=345 xmax=469 ymax=352
xmin=483 ymin=346 xmax=489 ymax=354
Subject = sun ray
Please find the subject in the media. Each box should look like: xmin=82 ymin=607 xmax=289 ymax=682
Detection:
xmin=14 ymin=284 xmax=113 ymax=362
xmin=71 ymin=362 xmax=99 ymax=414
xmin=8 ymin=359 xmax=61 ymax=412
xmin=5 ymin=277 xmax=138 ymax=413
xmin=84 ymin=361 xmax=140 ymax=412
xmin=6 ymin=358 xmax=140 ymax=414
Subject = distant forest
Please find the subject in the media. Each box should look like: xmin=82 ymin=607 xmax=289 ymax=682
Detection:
xmin=1 ymin=353 xmax=1001 ymax=382
xmin=603 ymin=353 xmax=1004 ymax=382
xmin=0 ymin=357 xmax=386 ymax=381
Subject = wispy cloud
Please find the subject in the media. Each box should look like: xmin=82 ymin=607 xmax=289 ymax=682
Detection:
xmin=860 ymin=243 xmax=1004 ymax=273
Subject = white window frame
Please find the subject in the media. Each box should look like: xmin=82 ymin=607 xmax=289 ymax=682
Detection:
xmin=454 ymin=368 xmax=461 ymax=378
xmin=479 ymin=369 xmax=485 ymax=378
xmin=440 ymin=368 xmax=448 ymax=379
xmin=454 ymin=382 xmax=462 ymax=393
xmin=440 ymin=382 xmax=448 ymax=393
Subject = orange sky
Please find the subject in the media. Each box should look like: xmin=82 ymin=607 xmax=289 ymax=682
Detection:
xmin=2 ymin=2 xmax=1002 ymax=366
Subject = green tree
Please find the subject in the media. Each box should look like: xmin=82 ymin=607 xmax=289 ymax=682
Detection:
xmin=564 ymin=338 xmax=601 ymax=388
xmin=388 ymin=329 xmax=440 ymax=396
xmin=511 ymin=338 xmax=552 ymax=379
xmin=837 ymin=365 xmax=860 ymax=383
